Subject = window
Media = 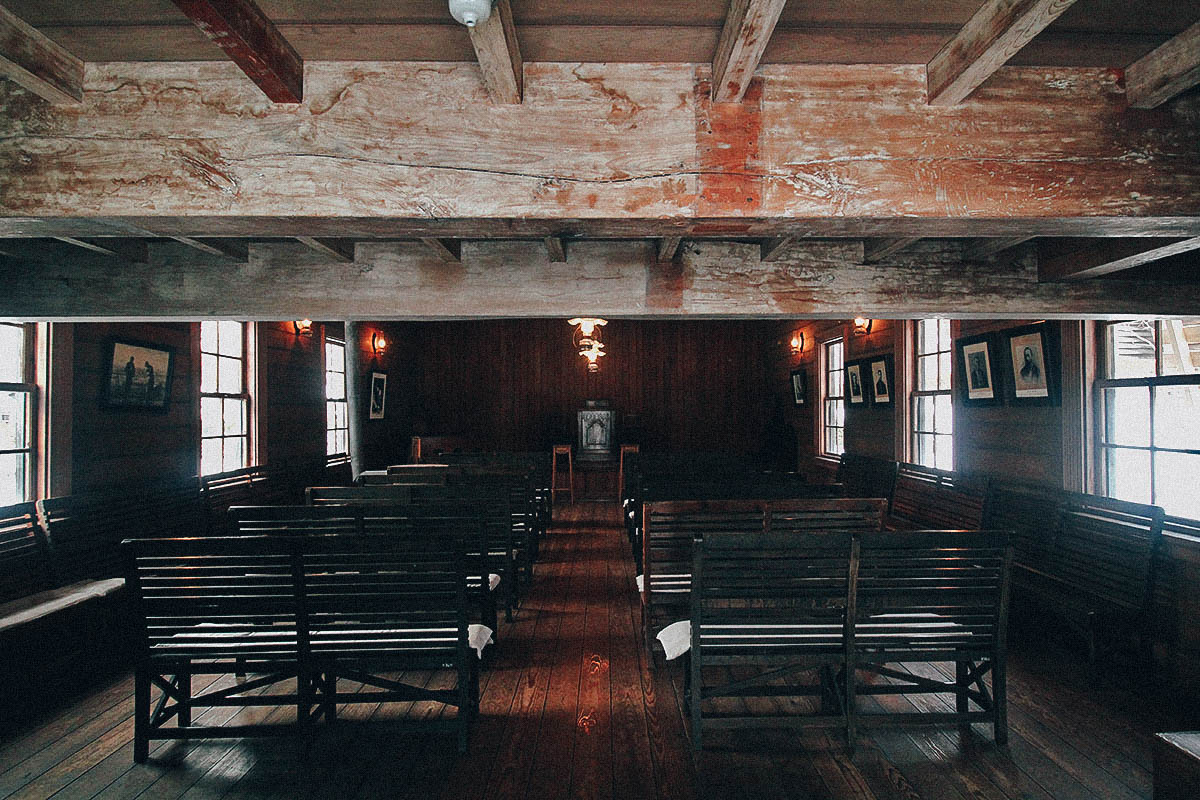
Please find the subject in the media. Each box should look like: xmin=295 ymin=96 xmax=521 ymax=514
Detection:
xmin=822 ymin=338 xmax=845 ymax=456
xmin=911 ymin=319 xmax=953 ymax=470
xmin=325 ymin=335 xmax=348 ymax=459
xmin=0 ymin=324 xmax=35 ymax=504
xmin=1098 ymin=319 xmax=1200 ymax=519
xmin=199 ymin=321 xmax=251 ymax=476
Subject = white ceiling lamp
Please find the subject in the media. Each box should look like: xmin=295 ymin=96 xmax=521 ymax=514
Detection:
xmin=449 ymin=0 xmax=493 ymax=28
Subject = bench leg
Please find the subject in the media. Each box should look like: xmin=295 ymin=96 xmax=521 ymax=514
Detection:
xmin=642 ymin=606 xmax=656 ymax=668
xmin=323 ymin=672 xmax=337 ymax=722
xmin=955 ymin=661 xmax=970 ymax=718
xmin=457 ymin=660 xmax=473 ymax=754
xmin=844 ymin=660 xmax=857 ymax=753
xmin=993 ymin=657 xmax=1008 ymax=747
xmin=689 ymin=649 xmax=703 ymax=752
xmin=134 ymin=666 xmax=150 ymax=763
xmin=177 ymin=669 xmax=192 ymax=728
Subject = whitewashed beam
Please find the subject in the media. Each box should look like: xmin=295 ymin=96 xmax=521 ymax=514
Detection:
xmin=0 ymin=3 xmax=82 ymax=105
xmin=468 ymin=0 xmax=522 ymax=104
xmin=927 ymin=0 xmax=1079 ymax=106
xmin=1127 ymin=22 xmax=1200 ymax=110
xmin=712 ymin=0 xmax=787 ymax=103
xmin=1039 ymin=237 xmax=1200 ymax=281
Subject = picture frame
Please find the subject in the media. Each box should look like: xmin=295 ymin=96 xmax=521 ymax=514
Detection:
xmin=867 ymin=355 xmax=894 ymax=406
xmin=845 ymin=361 xmax=866 ymax=405
xmin=790 ymin=368 xmax=807 ymax=406
xmin=369 ymin=372 xmax=387 ymax=419
xmin=956 ymin=333 xmax=1001 ymax=407
xmin=1002 ymin=323 xmax=1060 ymax=406
xmin=101 ymin=339 xmax=175 ymax=412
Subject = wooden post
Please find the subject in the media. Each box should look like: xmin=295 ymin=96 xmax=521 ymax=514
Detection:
xmin=344 ymin=321 xmax=366 ymax=481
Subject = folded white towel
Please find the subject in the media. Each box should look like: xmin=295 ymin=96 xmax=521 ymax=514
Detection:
xmin=468 ymin=624 xmax=494 ymax=658
xmin=635 ymin=574 xmax=644 ymax=593
xmin=657 ymin=620 xmax=691 ymax=660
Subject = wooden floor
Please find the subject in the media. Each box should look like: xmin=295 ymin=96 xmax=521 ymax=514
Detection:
xmin=0 ymin=504 xmax=1191 ymax=800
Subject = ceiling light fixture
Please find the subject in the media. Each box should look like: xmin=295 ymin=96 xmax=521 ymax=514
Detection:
xmin=449 ymin=0 xmax=493 ymax=27
xmin=569 ymin=318 xmax=608 ymax=372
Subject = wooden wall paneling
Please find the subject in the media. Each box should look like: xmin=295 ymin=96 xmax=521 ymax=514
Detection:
xmin=843 ymin=320 xmax=897 ymax=461
xmin=259 ymin=321 xmax=325 ymax=470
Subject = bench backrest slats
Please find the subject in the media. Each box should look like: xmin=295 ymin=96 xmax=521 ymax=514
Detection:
xmin=891 ymin=464 xmax=988 ymax=530
xmin=0 ymin=502 xmax=52 ymax=603
xmin=837 ymin=453 xmax=899 ymax=502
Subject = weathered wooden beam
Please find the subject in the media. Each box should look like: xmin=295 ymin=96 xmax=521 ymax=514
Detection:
xmin=0 ymin=3 xmax=82 ymax=105
xmin=169 ymin=0 xmax=303 ymax=103
xmin=657 ymin=236 xmax=684 ymax=263
xmin=296 ymin=236 xmax=354 ymax=262
xmin=712 ymin=0 xmax=787 ymax=103
xmin=963 ymin=236 xmax=1034 ymax=260
xmin=1039 ymin=237 xmax=1200 ymax=281
xmin=468 ymin=0 xmax=522 ymax=104
xmin=170 ymin=236 xmax=249 ymax=261
xmin=544 ymin=236 xmax=567 ymax=263
xmin=927 ymin=0 xmax=1079 ymax=106
xmin=759 ymin=236 xmax=795 ymax=262
xmin=863 ymin=238 xmax=921 ymax=263
xmin=52 ymin=237 xmax=149 ymax=263
xmin=1127 ymin=22 xmax=1200 ymax=110
xmin=420 ymin=237 xmax=462 ymax=263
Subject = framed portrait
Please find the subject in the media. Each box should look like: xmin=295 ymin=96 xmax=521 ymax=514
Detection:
xmin=845 ymin=362 xmax=866 ymax=404
xmin=956 ymin=333 xmax=1001 ymax=406
xmin=369 ymin=372 xmax=387 ymax=419
xmin=790 ymin=368 xmax=807 ymax=406
xmin=1003 ymin=323 xmax=1060 ymax=406
xmin=101 ymin=339 xmax=175 ymax=412
xmin=868 ymin=355 xmax=894 ymax=406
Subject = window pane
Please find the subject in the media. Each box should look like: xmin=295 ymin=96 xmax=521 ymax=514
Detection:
xmin=829 ymin=342 xmax=843 ymax=371
xmin=1106 ymin=447 xmax=1151 ymax=505
xmin=337 ymin=430 xmax=347 ymax=453
xmin=935 ymin=435 xmax=953 ymax=471
xmin=915 ymin=395 xmax=933 ymax=433
xmin=200 ymin=396 xmax=222 ymax=437
xmin=201 ymin=438 xmax=222 ymax=476
xmin=327 ymin=429 xmax=337 ymax=455
xmin=935 ymin=394 xmax=953 ymax=435
xmin=918 ymin=355 xmax=936 ymax=391
xmin=1159 ymin=319 xmax=1200 ymax=377
xmin=0 ymin=391 xmax=28 ymax=450
xmin=201 ymin=353 xmax=218 ymax=394
xmin=919 ymin=320 xmax=937 ymax=354
xmin=1106 ymin=321 xmax=1156 ymax=379
xmin=218 ymin=356 xmax=242 ymax=394
xmin=200 ymin=321 xmax=218 ymax=354
xmin=335 ymin=401 xmax=347 ymax=429
xmin=217 ymin=321 xmax=242 ymax=357
xmin=1153 ymin=384 xmax=1200 ymax=451
xmin=938 ymin=319 xmax=951 ymax=350
xmin=1155 ymin=451 xmax=1200 ymax=519
xmin=0 ymin=325 xmax=25 ymax=383
xmin=0 ymin=451 xmax=27 ymax=506
xmin=1103 ymin=387 xmax=1150 ymax=447
xmin=326 ymin=369 xmax=345 ymax=401
xmin=326 ymin=341 xmax=345 ymax=373
xmin=223 ymin=398 xmax=245 ymax=435
xmin=916 ymin=433 xmax=934 ymax=468
xmin=223 ymin=437 xmax=244 ymax=472
xmin=938 ymin=351 xmax=952 ymax=391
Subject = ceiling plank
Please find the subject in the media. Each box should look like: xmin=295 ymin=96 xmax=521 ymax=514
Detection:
xmin=712 ymin=0 xmax=787 ymax=103
xmin=296 ymin=236 xmax=354 ymax=262
xmin=1038 ymin=237 xmax=1200 ymax=281
xmin=927 ymin=0 xmax=1079 ymax=106
xmin=1127 ymin=21 xmax=1200 ymax=109
xmin=759 ymin=236 xmax=795 ymax=262
xmin=468 ymin=0 xmax=522 ymax=104
xmin=169 ymin=0 xmax=303 ymax=103
xmin=420 ymin=237 xmax=462 ymax=263
xmin=52 ymin=237 xmax=149 ymax=263
xmin=863 ymin=237 xmax=921 ymax=263
xmin=657 ymin=236 xmax=683 ymax=262
xmin=544 ymin=236 xmax=567 ymax=262
xmin=170 ymin=236 xmax=249 ymax=260
xmin=963 ymin=236 xmax=1034 ymax=260
xmin=0 ymin=4 xmax=82 ymax=105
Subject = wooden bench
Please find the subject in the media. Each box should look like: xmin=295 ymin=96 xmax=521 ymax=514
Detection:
xmin=1155 ymin=732 xmax=1200 ymax=800
xmin=124 ymin=526 xmax=480 ymax=761
xmin=836 ymin=453 xmax=898 ymax=503
xmin=203 ymin=466 xmax=295 ymax=534
xmin=889 ymin=463 xmax=988 ymax=530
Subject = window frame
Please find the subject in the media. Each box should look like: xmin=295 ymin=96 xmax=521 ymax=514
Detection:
xmin=909 ymin=318 xmax=954 ymax=471
xmin=198 ymin=321 xmax=254 ymax=477
xmin=0 ymin=323 xmax=37 ymax=503
xmin=324 ymin=333 xmax=350 ymax=464
xmin=821 ymin=337 xmax=845 ymax=458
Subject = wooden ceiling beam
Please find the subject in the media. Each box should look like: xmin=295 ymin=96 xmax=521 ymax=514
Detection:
xmin=927 ymin=0 xmax=1079 ymax=106
xmin=296 ymin=236 xmax=354 ymax=262
xmin=1038 ymin=237 xmax=1200 ymax=282
xmin=420 ymin=237 xmax=462 ymax=263
xmin=544 ymin=236 xmax=567 ymax=262
xmin=468 ymin=0 xmax=522 ymax=104
xmin=170 ymin=236 xmax=249 ymax=261
xmin=759 ymin=236 xmax=795 ymax=262
xmin=711 ymin=0 xmax=787 ymax=103
xmin=0 ymin=4 xmax=82 ymax=105
xmin=863 ymin=237 xmax=921 ymax=263
xmin=169 ymin=0 xmax=303 ymax=103
xmin=963 ymin=236 xmax=1034 ymax=260
xmin=1127 ymin=21 xmax=1200 ymax=109
xmin=52 ymin=237 xmax=149 ymax=263
xmin=657 ymin=236 xmax=683 ymax=263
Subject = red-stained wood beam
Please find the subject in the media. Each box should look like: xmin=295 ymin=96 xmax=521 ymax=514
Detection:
xmin=170 ymin=0 xmax=303 ymax=103
xmin=927 ymin=0 xmax=1079 ymax=106
xmin=1038 ymin=237 xmax=1200 ymax=281
xmin=711 ymin=0 xmax=787 ymax=103
xmin=468 ymin=0 xmax=522 ymax=104
xmin=0 ymin=3 xmax=82 ymax=105
xmin=1127 ymin=21 xmax=1200 ymax=110
xmin=657 ymin=236 xmax=684 ymax=262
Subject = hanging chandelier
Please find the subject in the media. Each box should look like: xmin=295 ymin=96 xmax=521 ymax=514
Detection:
xmin=568 ymin=317 xmax=608 ymax=372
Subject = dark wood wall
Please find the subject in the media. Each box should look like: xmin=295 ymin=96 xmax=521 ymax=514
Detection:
xmin=259 ymin=321 xmax=325 ymax=470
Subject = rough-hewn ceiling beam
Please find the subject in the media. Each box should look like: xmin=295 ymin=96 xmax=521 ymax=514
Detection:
xmin=963 ymin=237 xmax=1034 ymax=260
xmin=169 ymin=0 xmax=303 ymax=103
xmin=657 ymin=236 xmax=683 ymax=262
xmin=420 ymin=237 xmax=462 ymax=263
xmin=864 ymin=238 xmax=921 ymax=263
xmin=0 ymin=3 xmax=82 ymax=105
xmin=296 ymin=236 xmax=354 ymax=262
xmin=170 ymin=236 xmax=249 ymax=261
xmin=52 ymin=237 xmax=149 ymax=263
xmin=468 ymin=0 xmax=522 ymax=104
xmin=1038 ymin=237 xmax=1200 ymax=282
xmin=1127 ymin=21 xmax=1200 ymax=110
xmin=544 ymin=236 xmax=567 ymax=262
xmin=759 ymin=236 xmax=795 ymax=262
xmin=711 ymin=0 xmax=787 ymax=103
xmin=927 ymin=0 xmax=1079 ymax=106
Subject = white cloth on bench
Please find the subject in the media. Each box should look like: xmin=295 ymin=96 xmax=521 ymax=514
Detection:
xmin=0 ymin=578 xmax=125 ymax=635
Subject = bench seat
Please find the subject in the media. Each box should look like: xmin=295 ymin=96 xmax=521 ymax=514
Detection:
xmin=0 ymin=577 xmax=124 ymax=635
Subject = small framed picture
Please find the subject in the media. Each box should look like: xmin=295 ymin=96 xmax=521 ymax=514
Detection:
xmin=868 ymin=355 xmax=894 ymax=406
xmin=790 ymin=368 xmax=807 ymax=406
xmin=956 ymin=333 xmax=1001 ymax=406
xmin=369 ymin=372 xmax=387 ymax=419
xmin=102 ymin=339 xmax=175 ymax=412
xmin=846 ymin=362 xmax=866 ymax=404
xmin=1003 ymin=323 xmax=1059 ymax=406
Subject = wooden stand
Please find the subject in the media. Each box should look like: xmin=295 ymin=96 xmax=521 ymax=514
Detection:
xmin=551 ymin=445 xmax=573 ymax=504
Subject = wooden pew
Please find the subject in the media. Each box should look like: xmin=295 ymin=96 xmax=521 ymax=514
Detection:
xmin=836 ymin=453 xmax=898 ymax=503
xmin=124 ymin=524 xmax=480 ymax=761
xmin=889 ymin=463 xmax=988 ymax=530
xmin=202 ymin=465 xmax=296 ymax=534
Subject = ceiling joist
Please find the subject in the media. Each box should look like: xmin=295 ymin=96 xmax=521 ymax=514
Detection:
xmin=544 ymin=236 xmax=567 ymax=263
xmin=1127 ymin=21 xmax=1200 ymax=109
xmin=420 ymin=237 xmax=462 ymax=263
xmin=170 ymin=236 xmax=250 ymax=261
xmin=963 ymin=237 xmax=1034 ymax=260
xmin=657 ymin=237 xmax=684 ymax=263
xmin=53 ymin=237 xmax=149 ymax=263
xmin=296 ymin=237 xmax=354 ymax=262
xmin=711 ymin=0 xmax=787 ymax=103
xmin=169 ymin=0 xmax=303 ymax=103
xmin=468 ymin=0 xmax=522 ymax=104
xmin=927 ymin=0 xmax=1079 ymax=106
xmin=0 ymin=3 xmax=82 ymax=105
xmin=864 ymin=238 xmax=921 ymax=263
xmin=1038 ymin=237 xmax=1200 ymax=281
xmin=759 ymin=236 xmax=796 ymax=262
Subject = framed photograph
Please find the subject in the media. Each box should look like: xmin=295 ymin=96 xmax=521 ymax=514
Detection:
xmin=102 ymin=339 xmax=175 ymax=412
xmin=846 ymin=362 xmax=866 ymax=404
xmin=868 ymin=355 xmax=894 ymax=406
xmin=369 ymin=372 xmax=387 ymax=419
xmin=1003 ymin=323 xmax=1060 ymax=406
xmin=790 ymin=368 xmax=807 ymax=406
xmin=956 ymin=333 xmax=1001 ymax=406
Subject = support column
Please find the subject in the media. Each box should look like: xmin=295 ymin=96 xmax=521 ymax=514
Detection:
xmin=344 ymin=321 xmax=367 ymax=481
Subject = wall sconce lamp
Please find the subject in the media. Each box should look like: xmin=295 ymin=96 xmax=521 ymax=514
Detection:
xmin=371 ymin=331 xmax=388 ymax=356
xmin=292 ymin=319 xmax=314 ymax=337
xmin=789 ymin=330 xmax=805 ymax=355
xmin=853 ymin=317 xmax=874 ymax=336
xmin=569 ymin=317 xmax=608 ymax=372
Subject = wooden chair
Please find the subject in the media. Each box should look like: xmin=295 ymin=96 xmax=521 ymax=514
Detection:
xmin=551 ymin=444 xmax=573 ymax=504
